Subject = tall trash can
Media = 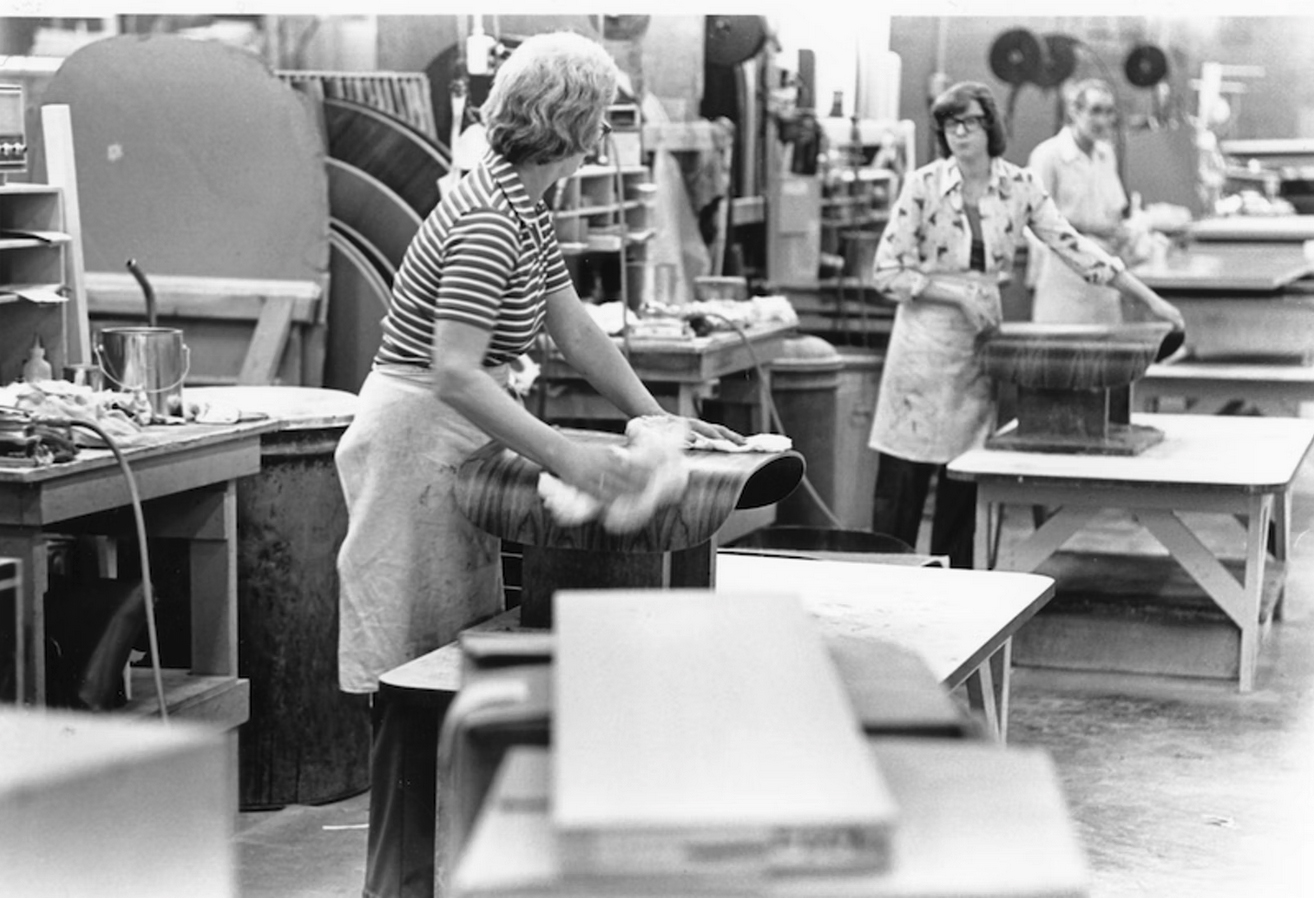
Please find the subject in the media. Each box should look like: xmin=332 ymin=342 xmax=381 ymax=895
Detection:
xmin=769 ymin=335 xmax=843 ymax=527
xmin=189 ymin=386 xmax=370 ymax=811
xmin=833 ymin=348 xmax=884 ymax=530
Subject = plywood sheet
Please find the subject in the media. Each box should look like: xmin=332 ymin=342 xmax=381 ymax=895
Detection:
xmin=33 ymin=34 xmax=329 ymax=283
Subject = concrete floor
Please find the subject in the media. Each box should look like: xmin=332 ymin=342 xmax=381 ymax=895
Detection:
xmin=234 ymin=458 xmax=1314 ymax=898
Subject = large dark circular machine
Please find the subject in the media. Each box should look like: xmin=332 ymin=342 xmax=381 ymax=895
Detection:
xmin=1035 ymin=34 xmax=1079 ymax=89
xmin=987 ymin=28 xmax=1043 ymax=86
xmin=704 ymin=15 xmax=768 ymax=68
xmin=987 ymin=29 xmax=1045 ymax=136
xmin=1124 ymin=43 xmax=1170 ymax=88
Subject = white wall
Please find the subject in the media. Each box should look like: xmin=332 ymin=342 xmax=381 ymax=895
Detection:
xmin=770 ymin=12 xmax=893 ymax=118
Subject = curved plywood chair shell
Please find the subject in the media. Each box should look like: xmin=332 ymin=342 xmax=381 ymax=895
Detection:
xmin=326 ymin=158 xmax=423 ymax=273
xmin=455 ymin=429 xmax=805 ymax=554
xmin=325 ymin=227 xmax=392 ymax=393
xmin=323 ymin=97 xmax=449 ymax=218
xmin=979 ymin=322 xmax=1174 ymax=391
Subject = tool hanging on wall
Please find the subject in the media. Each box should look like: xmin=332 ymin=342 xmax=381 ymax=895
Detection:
xmin=1123 ymin=43 xmax=1172 ymax=128
xmin=986 ymin=28 xmax=1042 ymax=138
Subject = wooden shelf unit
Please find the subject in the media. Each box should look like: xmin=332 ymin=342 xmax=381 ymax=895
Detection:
xmin=1 ymin=180 xmax=253 ymax=733
xmin=550 ymin=162 xmax=655 ymax=307
xmin=0 ymin=184 xmax=72 ymax=385
xmin=551 ymin=164 xmax=654 ymax=247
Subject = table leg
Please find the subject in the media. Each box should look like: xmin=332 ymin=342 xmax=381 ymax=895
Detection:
xmin=1137 ymin=503 xmax=1270 ymax=692
xmin=1239 ymin=495 xmax=1272 ymax=692
xmin=991 ymin=639 xmax=1012 ymax=743
xmin=755 ymin=368 xmax=773 ymax=434
xmin=963 ymin=654 xmax=1001 ymax=742
xmin=676 ymin=384 xmax=698 ymax=419
xmin=973 ymin=500 xmax=993 ymax=570
xmin=1272 ymin=488 xmax=1291 ymax=622
xmin=0 ymin=528 xmax=49 ymax=705
xmin=145 ymin=483 xmax=238 ymax=677
xmin=995 ymin=505 xmax=1099 ymax=573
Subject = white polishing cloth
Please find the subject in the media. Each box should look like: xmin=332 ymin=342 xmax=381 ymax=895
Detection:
xmin=536 ymin=420 xmax=791 ymax=531
xmin=538 ymin=419 xmax=691 ymax=533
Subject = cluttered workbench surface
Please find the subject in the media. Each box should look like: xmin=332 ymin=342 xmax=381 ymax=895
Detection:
xmin=0 ymin=417 xmax=277 ymax=489
xmin=535 ymin=309 xmax=798 ymax=428
xmin=540 ymin=317 xmax=797 ymax=380
xmin=1 ymin=387 xmax=279 ymax=717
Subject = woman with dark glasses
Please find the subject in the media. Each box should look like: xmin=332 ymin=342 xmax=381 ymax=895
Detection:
xmin=864 ymin=80 xmax=1182 ymax=568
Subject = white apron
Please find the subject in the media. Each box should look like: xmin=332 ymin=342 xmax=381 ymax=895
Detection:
xmin=1031 ymin=237 xmax=1123 ymax=325
xmin=868 ymin=299 xmax=995 ymax=464
xmin=335 ymin=365 xmax=507 ymax=694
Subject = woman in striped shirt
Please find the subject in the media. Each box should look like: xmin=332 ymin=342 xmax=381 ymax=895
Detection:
xmin=336 ymin=31 xmax=741 ymax=897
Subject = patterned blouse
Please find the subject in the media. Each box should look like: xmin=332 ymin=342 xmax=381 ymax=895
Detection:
xmin=867 ymin=155 xmax=1127 ymax=464
xmin=872 ymin=155 xmax=1124 ymax=302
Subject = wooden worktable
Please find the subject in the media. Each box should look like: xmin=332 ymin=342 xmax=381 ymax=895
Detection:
xmin=1131 ymin=241 xmax=1313 ymax=292
xmin=1139 ymin=357 xmax=1314 ymax=416
xmin=1130 ymin=242 xmax=1314 ymax=360
xmin=0 ymin=417 xmax=277 ymax=724
xmin=536 ymin=320 xmax=795 ymax=427
xmin=949 ymin=413 xmax=1314 ymax=690
xmin=375 ymin=554 xmax=1057 ymax=898
xmin=452 ymin=742 xmax=1088 ymax=898
xmin=1187 ymin=215 xmax=1314 ymax=243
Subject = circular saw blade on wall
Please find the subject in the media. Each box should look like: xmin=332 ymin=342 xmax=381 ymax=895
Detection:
xmin=987 ymin=28 xmax=1043 ymax=87
xmin=1124 ymin=44 xmax=1169 ymax=88
xmin=704 ymin=15 xmax=768 ymax=67
xmin=1034 ymin=33 xmax=1079 ymax=90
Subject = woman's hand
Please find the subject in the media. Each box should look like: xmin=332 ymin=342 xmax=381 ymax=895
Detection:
xmin=1113 ymin=271 xmax=1185 ymax=331
xmin=957 ymin=275 xmax=1002 ymax=334
xmin=1146 ymin=293 xmax=1185 ymax=331
xmin=555 ymin=441 xmax=653 ymax=502
xmin=685 ymin=417 xmax=745 ymax=445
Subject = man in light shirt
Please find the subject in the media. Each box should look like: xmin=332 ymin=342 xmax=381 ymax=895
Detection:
xmin=1027 ymin=79 xmax=1130 ymax=323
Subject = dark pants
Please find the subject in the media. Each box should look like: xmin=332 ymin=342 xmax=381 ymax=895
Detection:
xmin=872 ymin=452 xmax=978 ymax=569
xmin=362 ymin=691 xmax=449 ymax=898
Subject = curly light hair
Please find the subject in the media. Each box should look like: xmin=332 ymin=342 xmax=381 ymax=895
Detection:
xmin=481 ymin=31 xmax=619 ymax=165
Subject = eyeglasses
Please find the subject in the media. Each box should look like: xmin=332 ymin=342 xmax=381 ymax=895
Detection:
xmin=943 ymin=114 xmax=988 ymax=135
xmin=1086 ymin=105 xmax=1117 ymax=117
xmin=597 ymin=120 xmax=613 ymax=146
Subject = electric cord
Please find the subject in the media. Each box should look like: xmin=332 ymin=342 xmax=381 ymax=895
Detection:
xmin=692 ymin=312 xmax=846 ymax=530
xmin=4 ymin=409 xmax=169 ymax=723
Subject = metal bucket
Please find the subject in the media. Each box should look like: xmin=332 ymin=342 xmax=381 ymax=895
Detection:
xmin=95 ymin=327 xmax=190 ymax=418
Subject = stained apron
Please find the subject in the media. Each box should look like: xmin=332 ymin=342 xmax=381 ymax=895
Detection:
xmin=868 ymin=299 xmax=995 ymax=464
xmin=335 ymin=364 xmax=507 ymax=694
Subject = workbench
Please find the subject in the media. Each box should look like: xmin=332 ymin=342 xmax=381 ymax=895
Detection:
xmin=452 ymin=741 xmax=1088 ymax=898
xmin=1131 ymin=241 xmax=1314 ymax=361
xmin=0 ymin=417 xmax=278 ymax=725
xmin=1138 ymin=358 xmax=1314 ymax=416
xmin=371 ymin=555 xmax=1056 ymax=898
xmin=1187 ymin=214 xmax=1314 ymax=243
xmin=949 ymin=413 xmax=1314 ymax=691
xmin=533 ymin=320 xmax=795 ymax=429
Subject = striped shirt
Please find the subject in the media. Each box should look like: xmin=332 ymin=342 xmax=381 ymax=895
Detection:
xmin=375 ymin=150 xmax=573 ymax=368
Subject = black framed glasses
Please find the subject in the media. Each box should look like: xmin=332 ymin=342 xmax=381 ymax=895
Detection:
xmin=597 ymin=120 xmax=613 ymax=147
xmin=943 ymin=114 xmax=988 ymax=134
